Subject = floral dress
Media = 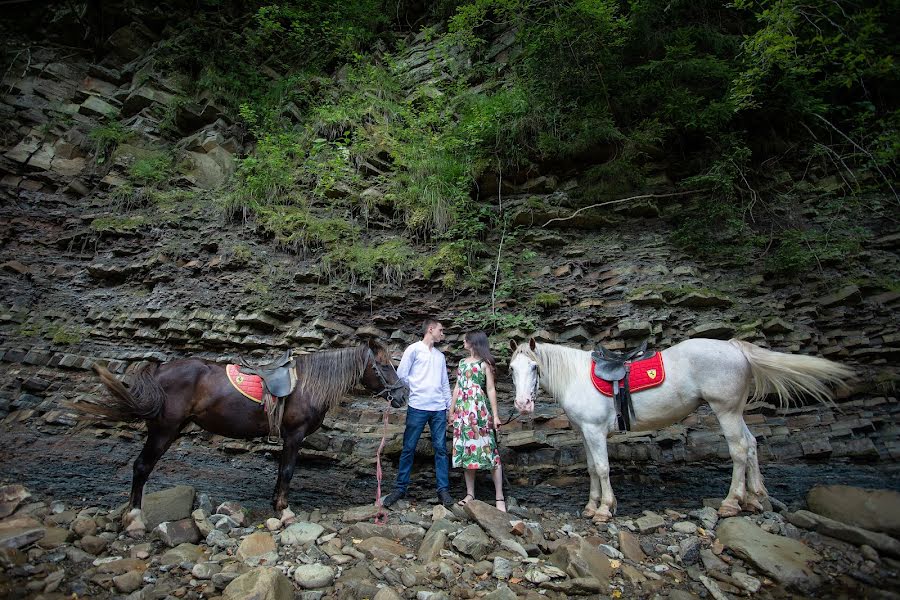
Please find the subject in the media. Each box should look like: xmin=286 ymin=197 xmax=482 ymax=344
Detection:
xmin=452 ymin=358 xmax=500 ymax=470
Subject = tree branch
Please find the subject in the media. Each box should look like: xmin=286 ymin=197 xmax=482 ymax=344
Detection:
xmin=541 ymin=190 xmax=702 ymax=227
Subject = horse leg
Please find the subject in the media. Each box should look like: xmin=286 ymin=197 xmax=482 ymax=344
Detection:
xmin=273 ymin=428 xmax=306 ymax=513
xmin=581 ymin=423 xmax=616 ymax=523
xmin=581 ymin=432 xmax=601 ymax=518
xmin=714 ymin=410 xmax=750 ymax=517
xmin=124 ymin=423 xmax=180 ymax=534
xmin=742 ymin=422 xmax=767 ymax=512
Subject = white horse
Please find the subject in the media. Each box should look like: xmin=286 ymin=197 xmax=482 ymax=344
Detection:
xmin=508 ymin=338 xmax=854 ymax=522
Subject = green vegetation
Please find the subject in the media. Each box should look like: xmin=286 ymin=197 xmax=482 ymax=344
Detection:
xmin=322 ymin=238 xmax=418 ymax=287
xmin=90 ymin=215 xmax=148 ymax=233
xmin=88 ymin=121 xmax=130 ymax=163
xmin=533 ymin=292 xmax=562 ymax=309
xmin=128 ymin=151 xmax=174 ymax=186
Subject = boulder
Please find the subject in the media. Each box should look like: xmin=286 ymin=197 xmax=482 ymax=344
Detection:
xmin=0 ymin=485 xmax=31 ymax=518
xmin=280 ymin=522 xmax=324 ymax=546
xmin=160 ymin=542 xmax=204 ymax=566
xmin=293 ymin=563 xmax=335 ymax=589
xmin=356 ymin=536 xmax=409 ymax=561
xmin=463 ymin=500 xmax=527 ymax=558
xmin=787 ymin=510 xmax=900 ymax=558
xmin=618 ymin=529 xmax=645 ymax=562
xmin=717 ymin=517 xmax=821 ymax=588
xmin=142 ymin=485 xmax=195 ymax=529
xmin=548 ymin=537 xmax=611 ymax=584
xmin=156 ymin=518 xmax=201 ymax=547
xmin=807 ymin=485 xmax=900 ymax=537
xmin=452 ymin=524 xmax=492 ymax=560
xmin=223 ymin=566 xmax=294 ymax=600
xmin=237 ymin=532 xmax=278 ymax=564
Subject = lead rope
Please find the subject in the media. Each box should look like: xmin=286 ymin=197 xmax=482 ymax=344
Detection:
xmin=374 ymin=407 xmax=390 ymax=525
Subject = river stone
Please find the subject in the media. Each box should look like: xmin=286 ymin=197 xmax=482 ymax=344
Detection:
xmin=493 ymin=556 xmax=513 ymax=579
xmin=216 ymin=501 xmax=247 ymax=527
xmin=280 ymin=522 xmax=324 ymax=546
xmin=293 ymin=564 xmax=335 ymax=589
xmin=37 ymin=526 xmax=70 ymax=548
xmin=717 ymin=517 xmax=821 ymax=588
xmin=452 ymin=524 xmax=492 ymax=560
xmin=357 ymin=536 xmax=408 ymax=560
xmin=690 ymin=506 xmax=718 ymax=530
xmin=142 ymin=485 xmax=195 ymax=529
xmin=483 ymin=585 xmax=517 ymax=600
xmin=635 ymin=513 xmax=665 ymax=533
xmin=193 ymin=561 xmax=223 ymax=579
xmin=679 ymin=536 xmax=700 ymax=565
xmin=807 ymin=485 xmax=900 ymax=537
xmin=788 ymin=510 xmax=900 ymax=558
xmin=463 ymin=500 xmax=527 ymax=558
xmin=223 ymin=566 xmax=293 ymax=600
xmin=417 ymin=529 xmax=447 ymax=563
xmin=113 ymin=569 xmax=143 ymax=593
xmin=673 ymin=521 xmax=698 ymax=534
xmin=0 ymin=484 xmax=31 ymax=518
xmin=79 ymin=534 xmax=107 ymax=554
xmin=732 ymin=572 xmax=762 ymax=593
xmin=349 ymin=522 xmax=425 ymax=542
xmin=548 ymin=537 xmax=611 ymax=584
xmin=96 ymin=558 xmax=148 ymax=574
xmin=238 ymin=532 xmax=278 ymax=564
xmin=72 ymin=517 xmax=98 ymax=537
xmin=160 ymin=543 xmax=203 ymax=565
xmin=342 ymin=505 xmax=382 ymax=523
xmin=0 ymin=525 xmax=45 ymax=549
xmin=618 ymin=530 xmax=645 ymax=562
xmin=156 ymin=518 xmax=200 ymax=547
xmin=373 ymin=588 xmax=403 ymax=600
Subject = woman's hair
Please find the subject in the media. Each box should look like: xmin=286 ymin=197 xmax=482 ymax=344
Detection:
xmin=465 ymin=330 xmax=496 ymax=373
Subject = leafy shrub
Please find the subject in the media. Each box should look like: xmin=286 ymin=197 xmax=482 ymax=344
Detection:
xmin=88 ymin=122 xmax=130 ymax=163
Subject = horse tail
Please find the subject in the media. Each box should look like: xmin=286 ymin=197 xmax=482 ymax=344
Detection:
xmin=72 ymin=363 xmax=166 ymax=422
xmin=730 ymin=340 xmax=855 ymax=410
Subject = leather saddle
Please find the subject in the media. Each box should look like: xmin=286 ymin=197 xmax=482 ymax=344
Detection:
xmin=591 ymin=339 xmax=652 ymax=380
xmin=237 ymin=349 xmax=297 ymax=398
xmin=590 ymin=339 xmax=654 ymax=432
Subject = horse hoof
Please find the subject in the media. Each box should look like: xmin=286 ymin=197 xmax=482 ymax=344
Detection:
xmin=280 ymin=507 xmax=296 ymax=526
xmin=717 ymin=501 xmax=741 ymax=518
xmin=122 ymin=508 xmax=146 ymax=537
xmin=743 ymin=498 xmax=764 ymax=513
xmin=582 ymin=508 xmax=596 ymax=518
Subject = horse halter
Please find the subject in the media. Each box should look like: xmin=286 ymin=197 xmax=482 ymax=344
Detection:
xmin=367 ymin=349 xmax=406 ymax=408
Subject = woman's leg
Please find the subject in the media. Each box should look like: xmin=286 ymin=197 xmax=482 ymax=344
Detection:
xmin=491 ymin=464 xmax=505 ymax=511
xmin=463 ymin=469 xmax=475 ymax=500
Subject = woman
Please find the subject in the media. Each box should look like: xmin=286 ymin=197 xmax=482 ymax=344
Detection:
xmin=450 ymin=330 xmax=505 ymax=511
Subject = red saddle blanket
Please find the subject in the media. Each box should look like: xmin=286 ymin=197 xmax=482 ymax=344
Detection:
xmin=226 ymin=364 xmax=264 ymax=403
xmin=590 ymin=353 xmax=666 ymax=397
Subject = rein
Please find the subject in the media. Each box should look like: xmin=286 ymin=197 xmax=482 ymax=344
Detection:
xmin=366 ymin=348 xmax=403 ymax=525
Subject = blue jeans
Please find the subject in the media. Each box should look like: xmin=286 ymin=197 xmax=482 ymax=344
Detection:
xmin=395 ymin=406 xmax=449 ymax=493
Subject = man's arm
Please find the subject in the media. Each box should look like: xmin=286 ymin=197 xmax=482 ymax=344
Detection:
xmin=441 ymin=356 xmax=452 ymax=410
xmin=397 ymin=345 xmax=415 ymax=385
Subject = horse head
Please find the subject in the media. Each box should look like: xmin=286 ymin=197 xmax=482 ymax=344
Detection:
xmin=509 ymin=338 xmax=540 ymax=414
xmin=363 ymin=339 xmax=409 ymax=408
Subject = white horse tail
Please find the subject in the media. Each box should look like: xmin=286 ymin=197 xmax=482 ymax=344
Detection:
xmin=729 ymin=340 xmax=855 ymax=409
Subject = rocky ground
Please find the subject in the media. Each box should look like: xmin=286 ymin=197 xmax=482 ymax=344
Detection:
xmin=1 ymin=481 xmax=899 ymax=600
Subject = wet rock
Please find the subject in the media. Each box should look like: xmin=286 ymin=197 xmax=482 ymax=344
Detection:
xmin=452 ymin=524 xmax=492 ymax=560
xmin=807 ymin=485 xmax=900 ymax=537
xmin=717 ymin=517 xmax=821 ymax=588
xmin=0 ymin=484 xmax=31 ymax=518
xmin=280 ymin=522 xmax=324 ymax=546
xmin=223 ymin=566 xmax=293 ymax=600
xmin=342 ymin=504 xmax=382 ymax=523
xmin=788 ymin=510 xmax=900 ymax=558
xmin=143 ymin=485 xmax=195 ymax=529
xmin=113 ymin=569 xmax=143 ymax=593
xmin=293 ymin=564 xmax=335 ymax=589
xmin=156 ymin=518 xmax=200 ymax=546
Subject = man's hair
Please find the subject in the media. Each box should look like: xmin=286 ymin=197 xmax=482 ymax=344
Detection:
xmin=422 ymin=318 xmax=441 ymax=336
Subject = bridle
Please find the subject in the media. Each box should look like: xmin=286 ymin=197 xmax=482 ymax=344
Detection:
xmin=367 ymin=349 xmax=406 ymax=408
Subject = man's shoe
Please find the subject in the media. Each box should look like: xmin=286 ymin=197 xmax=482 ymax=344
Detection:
xmin=381 ymin=490 xmax=406 ymax=508
xmin=437 ymin=490 xmax=454 ymax=507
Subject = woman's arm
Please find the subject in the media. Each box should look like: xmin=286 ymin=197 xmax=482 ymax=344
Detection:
xmin=485 ymin=365 xmax=500 ymax=428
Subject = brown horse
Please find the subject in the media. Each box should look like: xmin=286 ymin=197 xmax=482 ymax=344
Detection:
xmin=79 ymin=340 xmax=407 ymax=530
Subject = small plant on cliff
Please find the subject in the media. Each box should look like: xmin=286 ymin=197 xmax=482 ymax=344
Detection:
xmin=322 ymin=238 xmax=418 ymax=287
xmin=533 ymin=292 xmax=562 ymax=308
xmin=88 ymin=121 xmax=130 ymax=164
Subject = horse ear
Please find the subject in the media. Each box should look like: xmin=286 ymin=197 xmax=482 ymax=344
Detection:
xmin=529 ymin=337 xmax=536 ymax=351
xmin=509 ymin=339 xmax=518 ymax=351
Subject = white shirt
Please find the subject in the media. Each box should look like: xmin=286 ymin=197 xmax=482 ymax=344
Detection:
xmin=397 ymin=340 xmax=451 ymax=411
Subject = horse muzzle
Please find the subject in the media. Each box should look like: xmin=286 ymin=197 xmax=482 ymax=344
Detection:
xmin=514 ymin=397 xmax=535 ymax=414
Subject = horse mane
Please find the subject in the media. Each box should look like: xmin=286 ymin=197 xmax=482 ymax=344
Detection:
xmin=514 ymin=342 xmax=589 ymax=400
xmin=295 ymin=343 xmax=379 ymax=412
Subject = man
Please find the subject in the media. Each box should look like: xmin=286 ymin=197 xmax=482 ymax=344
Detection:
xmin=382 ymin=318 xmax=454 ymax=507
